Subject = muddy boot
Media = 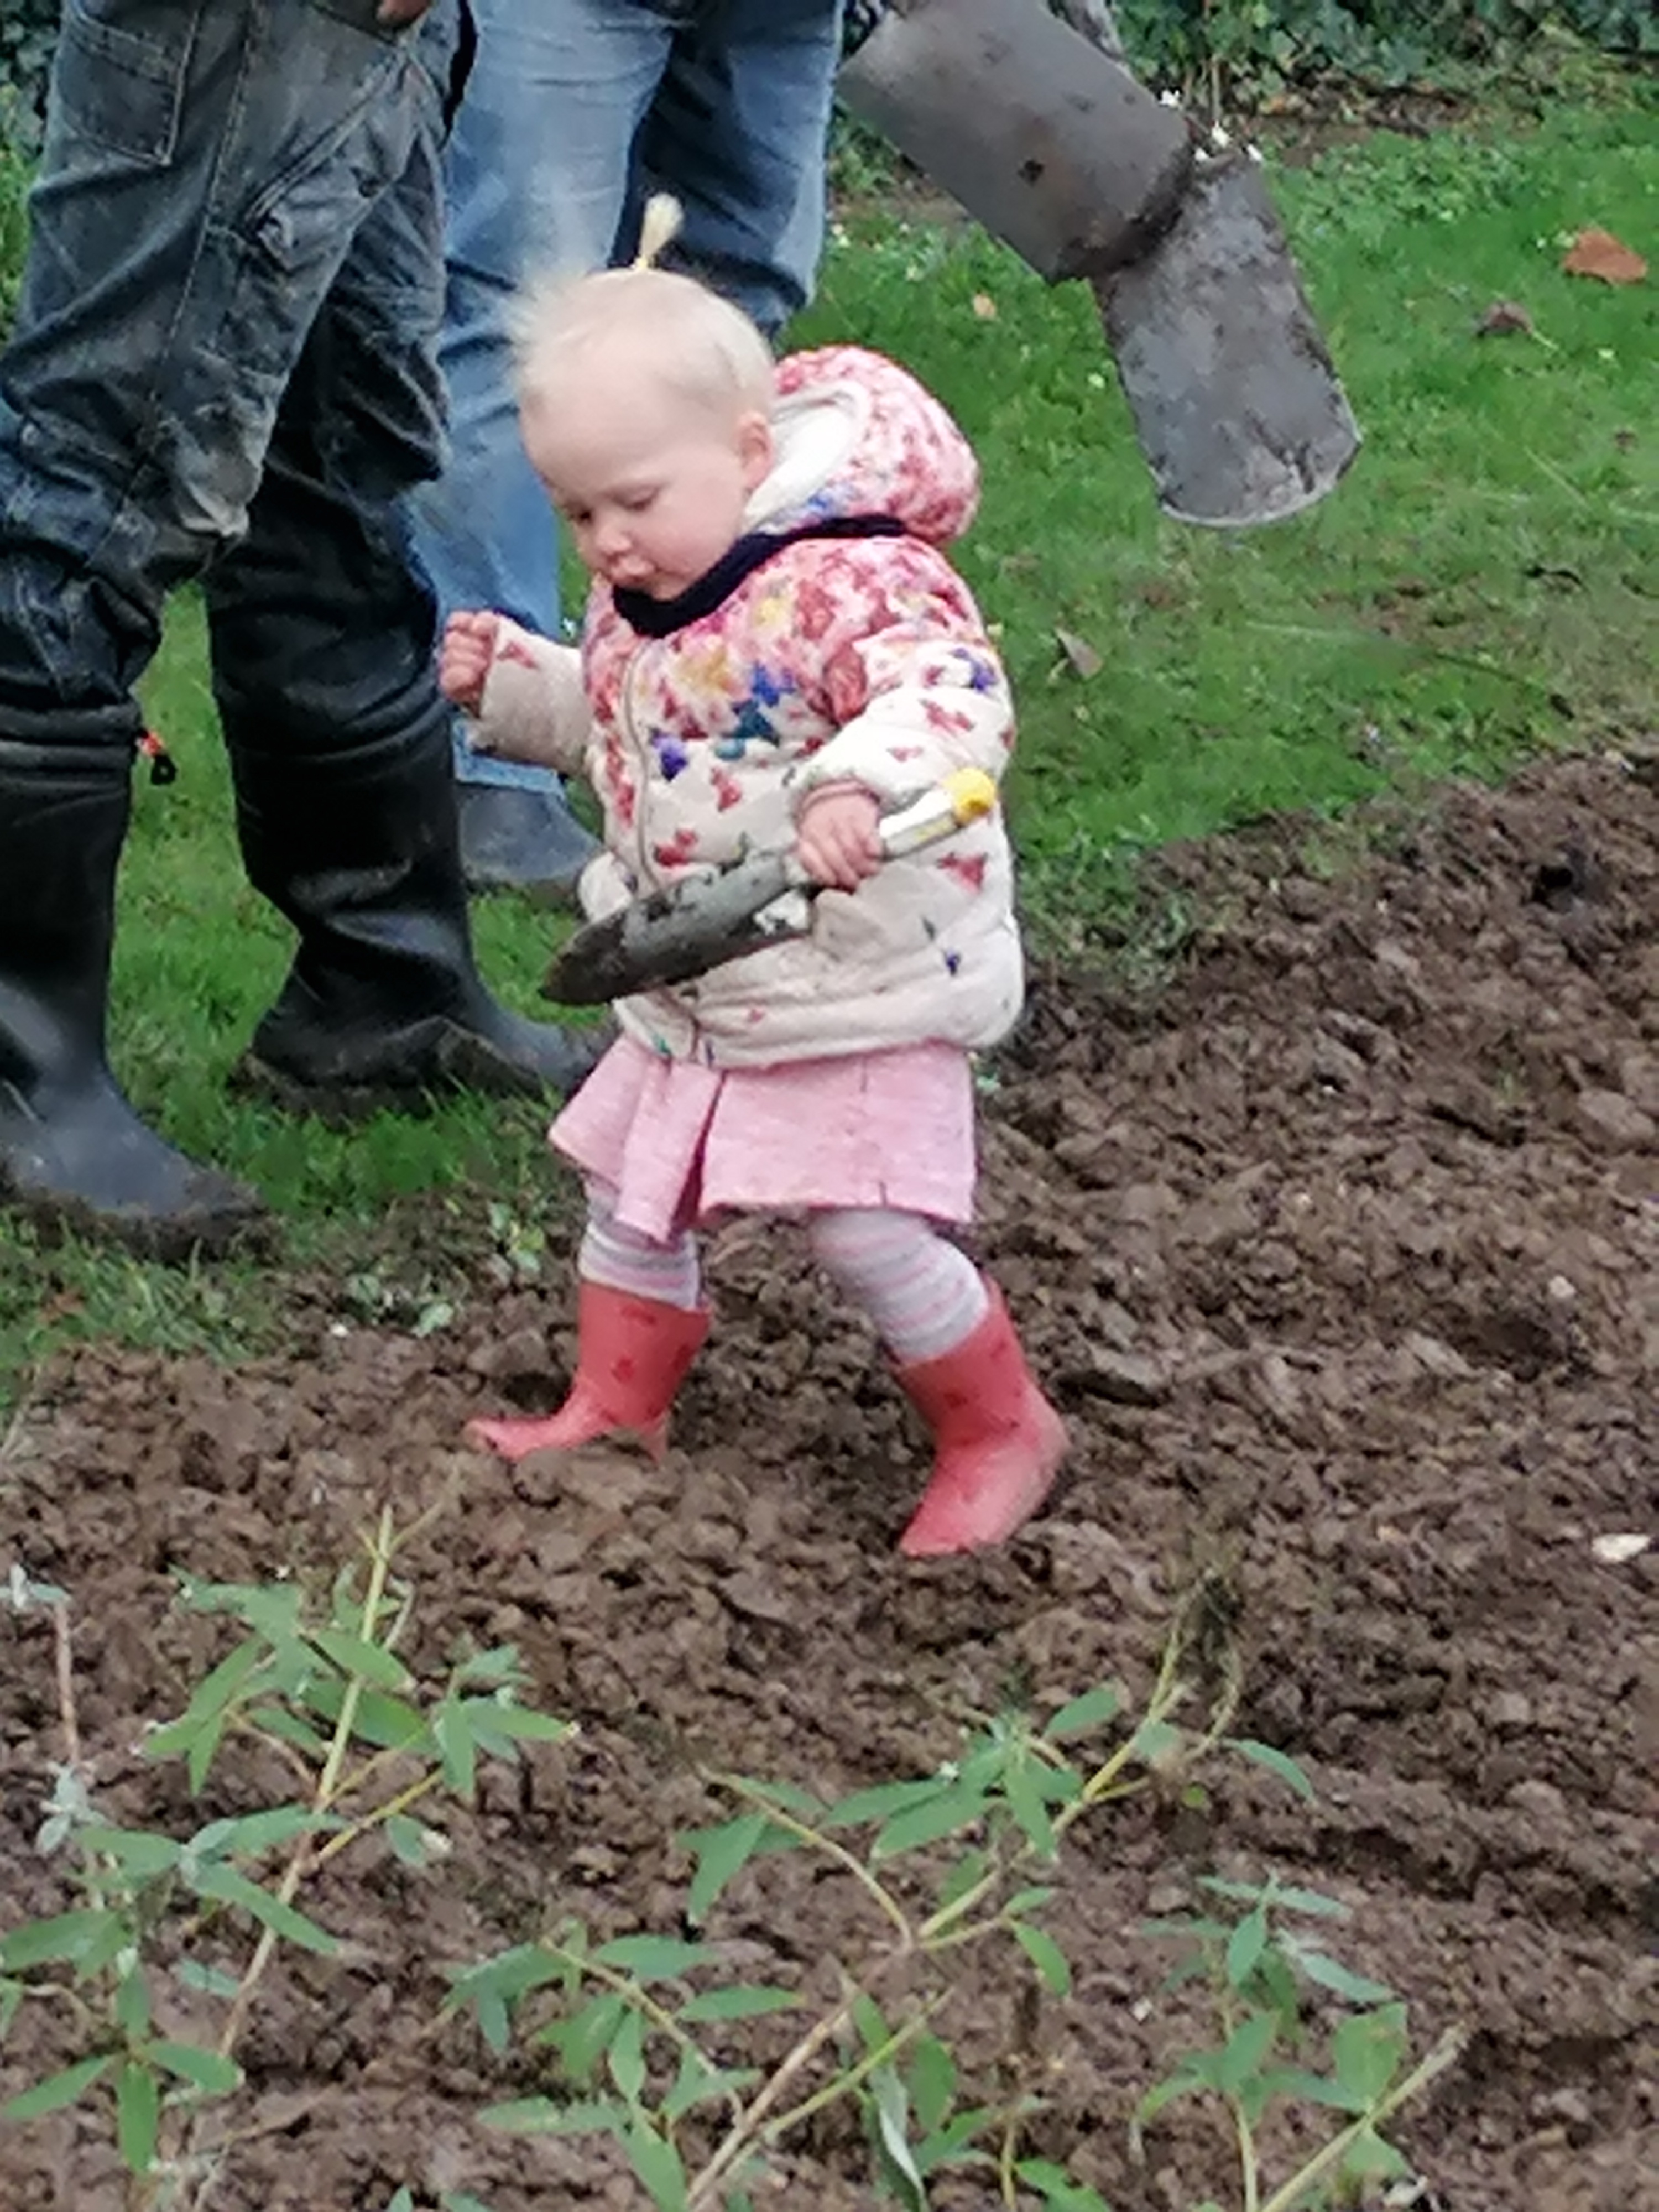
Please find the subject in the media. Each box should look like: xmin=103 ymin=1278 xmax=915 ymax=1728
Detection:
xmin=226 ymin=701 xmax=609 ymax=1119
xmin=467 ymin=1281 xmax=709 ymax=1464
xmin=894 ymin=1285 xmax=1067 ymax=1557
xmin=0 ymin=738 xmax=267 ymax=1260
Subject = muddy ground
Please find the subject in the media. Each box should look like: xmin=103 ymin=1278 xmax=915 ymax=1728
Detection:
xmin=1 ymin=749 xmax=1653 ymax=2212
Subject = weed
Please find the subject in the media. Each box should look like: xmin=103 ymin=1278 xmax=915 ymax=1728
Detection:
xmin=0 ymin=1507 xmax=575 ymax=2210
xmin=449 ymin=1593 xmax=1459 ymax=2210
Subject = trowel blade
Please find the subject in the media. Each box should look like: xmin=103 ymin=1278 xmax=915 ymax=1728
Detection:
xmin=1096 ymin=152 xmax=1361 ymax=528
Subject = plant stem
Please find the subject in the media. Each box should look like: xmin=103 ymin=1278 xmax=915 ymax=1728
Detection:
xmin=688 ymin=1981 xmax=869 ymax=2208
xmin=213 ymin=1510 xmax=399 ymax=2063
xmin=711 ymin=1773 xmax=915 ymax=1947
xmin=1256 ymin=2026 xmax=1468 ymax=2212
xmin=1233 ymin=2093 xmax=1260 ymax=2212
xmin=759 ymin=1999 xmax=942 ymax=2147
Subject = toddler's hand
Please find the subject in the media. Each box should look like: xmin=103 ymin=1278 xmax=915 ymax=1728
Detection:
xmin=439 ymin=610 xmax=502 ymax=715
xmin=796 ymin=786 xmax=884 ymax=893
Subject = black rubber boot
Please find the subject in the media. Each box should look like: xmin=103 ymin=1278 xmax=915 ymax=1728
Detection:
xmin=227 ymin=701 xmax=609 ymax=1120
xmin=0 ymin=739 xmax=268 ymax=1260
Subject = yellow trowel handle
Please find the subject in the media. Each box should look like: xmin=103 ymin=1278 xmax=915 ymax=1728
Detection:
xmin=872 ymin=768 xmax=999 ymax=860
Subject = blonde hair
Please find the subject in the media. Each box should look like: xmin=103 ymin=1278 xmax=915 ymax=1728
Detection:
xmin=513 ymin=194 xmax=776 ymax=427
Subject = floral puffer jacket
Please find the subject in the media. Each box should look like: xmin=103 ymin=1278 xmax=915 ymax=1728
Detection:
xmin=470 ymin=344 xmax=1024 ymax=1070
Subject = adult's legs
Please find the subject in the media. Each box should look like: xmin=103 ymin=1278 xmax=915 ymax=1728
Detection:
xmin=204 ymin=46 xmax=603 ymax=1112
xmin=405 ymin=0 xmax=676 ymax=894
xmin=0 ymin=0 xmax=595 ymax=1255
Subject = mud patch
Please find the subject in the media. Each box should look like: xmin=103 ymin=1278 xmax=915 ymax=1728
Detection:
xmin=2 ymin=751 xmax=1654 ymax=2211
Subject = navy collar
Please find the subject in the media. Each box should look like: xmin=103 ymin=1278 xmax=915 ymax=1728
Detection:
xmin=613 ymin=514 xmax=908 ymax=638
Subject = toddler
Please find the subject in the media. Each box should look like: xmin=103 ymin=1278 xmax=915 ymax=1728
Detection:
xmin=440 ymin=220 xmax=1067 ymax=1557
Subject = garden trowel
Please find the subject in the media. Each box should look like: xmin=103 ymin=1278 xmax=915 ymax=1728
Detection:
xmin=543 ymin=770 xmax=997 ymax=1005
xmin=839 ymin=0 xmax=1360 ymax=527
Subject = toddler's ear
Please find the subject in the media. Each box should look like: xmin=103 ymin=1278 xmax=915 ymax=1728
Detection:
xmin=737 ymin=409 xmax=775 ymax=492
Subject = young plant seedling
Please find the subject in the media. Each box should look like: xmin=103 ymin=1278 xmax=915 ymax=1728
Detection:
xmin=0 ymin=1505 xmax=575 ymax=2211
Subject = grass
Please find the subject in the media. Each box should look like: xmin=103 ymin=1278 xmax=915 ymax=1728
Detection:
xmin=1 ymin=95 xmax=1655 ymax=1407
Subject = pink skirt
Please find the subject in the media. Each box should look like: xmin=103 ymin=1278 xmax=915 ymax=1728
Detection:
xmin=550 ymin=1034 xmax=978 ymax=1244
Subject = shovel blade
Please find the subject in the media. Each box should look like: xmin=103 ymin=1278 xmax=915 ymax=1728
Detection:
xmin=1095 ymin=153 xmax=1361 ymax=528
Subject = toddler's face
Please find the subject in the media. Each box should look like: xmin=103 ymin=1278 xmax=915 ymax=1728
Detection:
xmin=524 ymin=369 xmax=773 ymax=602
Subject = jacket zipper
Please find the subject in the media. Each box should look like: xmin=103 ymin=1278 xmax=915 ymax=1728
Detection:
xmin=617 ymin=640 xmax=655 ymax=894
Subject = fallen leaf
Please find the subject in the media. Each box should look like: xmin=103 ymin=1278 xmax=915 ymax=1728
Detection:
xmin=971 ymin=291 xmax=998 ymax=320
xmin=1474 ymin=299 xmax=1535 ymax=337
xmin=1053 ymin=626 xmax=1103 ymax=680
xmin=1561 ymin=227 xmax=1647 ymax=284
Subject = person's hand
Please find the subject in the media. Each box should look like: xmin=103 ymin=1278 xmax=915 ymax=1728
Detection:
xmin=439 ymin=610 xmax=502 ymax=714
xmin=377 ymin=0 xmax=436 ymax=25
xmin=796 ymin=785 xmax=884 ymax=892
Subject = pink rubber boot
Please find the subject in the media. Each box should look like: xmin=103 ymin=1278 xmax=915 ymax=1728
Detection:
xmin=466 ymin=1282 xmax=708 ymax=1464
xmin=894 ymin=1287 xmax=1068 ymax=1557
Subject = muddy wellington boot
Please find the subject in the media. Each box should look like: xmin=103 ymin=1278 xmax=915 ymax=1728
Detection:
xmin=0 ymin=738 xmax=267 ymax=1259
xmin=225 ymin=701 xmax=608 ymax=1117
xmin=894 ymin=1286 xmax=1068 ymax=1557
xmin=467 ymin=1281 xmax=709 ymax=1464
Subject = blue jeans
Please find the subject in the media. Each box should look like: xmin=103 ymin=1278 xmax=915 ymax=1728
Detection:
xmin=406 ymin=0 xmax=843 ymax=794
xmin=0 ymin=0 xmax=457 ymax=757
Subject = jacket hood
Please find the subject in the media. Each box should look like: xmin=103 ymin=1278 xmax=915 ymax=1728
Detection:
xmin=748 ymin=344 xmax=982 ymax=547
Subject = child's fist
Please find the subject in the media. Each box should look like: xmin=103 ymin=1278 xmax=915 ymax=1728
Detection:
xmin=439 ymin=610 xmax=503 ymax=714
xmin=796 ymin=785 xmax=883 ymax=893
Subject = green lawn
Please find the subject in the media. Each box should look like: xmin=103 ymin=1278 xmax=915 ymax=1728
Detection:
xmin=1 ymin=96 xmax=1654 ymax=1404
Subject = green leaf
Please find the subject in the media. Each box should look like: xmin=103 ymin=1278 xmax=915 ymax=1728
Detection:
xmin=454 ymin=1645 xmax=524 ymax=1687
xmin=244 ymin=1704 xmax=330 ymax=1759
xmin=148 ymin=2041 xmax=244 ymax=2094
xmin=1004 ymin=1759 xmax=1059 ymax=1859
xmin=145 ymin=1635 xmax=266 ymax=1750
xmin=1011 ymin=1921 xmax=1072 ymax=1997
xmin=607 ymin=2008 xmax=647 ymax=2106
xmin=0 ymin=1977 xmax=25 ymax=2038
xmin=823 ymin=1777 xmax=949 ymax=1828
xmin=852 ymin=1993 xmax=893 ymax=2056
xmin=116 ymin=2057 xmax=160 ymax=2175
xmin=873 ymin=1781 xmax=991 ymax=1860
xmin=1217 ymin=2010 xmax=1277 ymax=2093
xmin=1134 ymin=2064 xmax=1214 ymax=2125
xmin=1043 ymin=1682 xmax=1125 ymax=1739
xmin=186 ymin=1863 xmax=339 ymax=1955
xmin=869 ymin=2064 xmax=926 ymax=2212
xmin=304 ymin=1626 xmax=412 ymax=1691
xmin=113 ymin=1963 xmax=152 ymax=2039
xmin=662 ymin=2045 xmax=721 ymax=2123
xmin=1258 ymin=2064 xmax=1370 ymax=2113
xmin=1225 ymin=1903 xmax=1270 ymax=1989
xmin=907 ymin=2031 xmax=956 ymax=2136
xmin=677 ymin=1984 xmax=800 ymax=2025
xmin=76 ymin=1828 xmax=181 ymax=1879
xmin=178 ymin=1578 xmax=304 ymax=1643
xmin=480 ymin=2095 xmax=625 ymax=2135
xmin=174 ymin=1959 xmax=242 ymax=2001
xmin=1225 ymin=1737 xmax=1316 ymax=1802
xmin=0 ymin=1907 xmax=124 ymax=1973
xmin=679 ymin=1813 xmax=771 ymax=1925
xmin=479 ymin=1703 xmax=575 ymax=1745
xmin=304 ymin=1682 xmax=427 ymax=1754
xmin=1128 ymin=1718 xmax=1183 ymax=1768
xmin=1014 ymin=2158 xmax=1115 ymax=2211
xmin=1330 ymin=2007 xmax=1409 ymax=2109
xmin=733 ymin=1776 xmax=822 ymax=1819
xmin=2 ymin=2052 xmax=116 ymax=2120
xmin=1287 ymin=1940 xmax=1396 ymax=2007
xmin=1005 ymin=1885 xmax=1057 ymax=1919
xmin=188 ymin=1806 xmax=332 ymax=1863
xmin=1338 ymin=2123 xmax=1410 ymax=2183
xmin=592 ymin=1935 xmax=717 ymax=1981
xmin=917 ymin=2104 xmax=998 ymax=2169
xmin=384 ymin=2191 xmax=415 ymax=2212
xmin=385 ymin=1814 xmax=437 ymax=1869
xmin=434 ymin=1699 xmax=479 ymax=1800
xmin=544 ymin=1991 xmax=627 ymax=2085
xmin=625 ymin=2115 xmax=689 ymax=2212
